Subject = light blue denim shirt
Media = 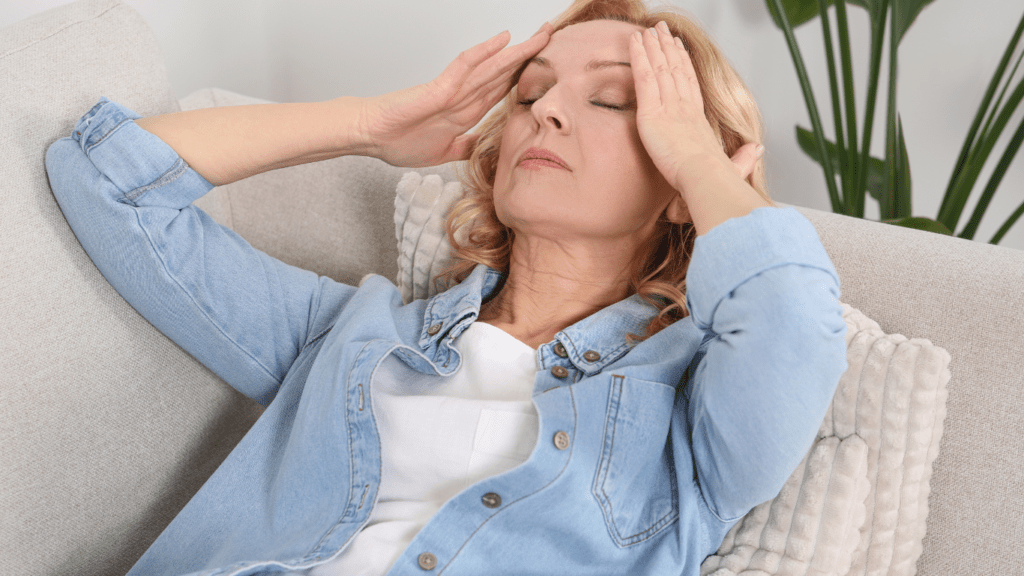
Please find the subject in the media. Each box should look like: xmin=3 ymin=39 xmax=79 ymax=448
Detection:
xmin=46 ymin=98 xmax=848 ymax=576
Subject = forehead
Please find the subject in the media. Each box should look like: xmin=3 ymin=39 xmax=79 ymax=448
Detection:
xmin=533 ymin=19 xmax=643 ymax=67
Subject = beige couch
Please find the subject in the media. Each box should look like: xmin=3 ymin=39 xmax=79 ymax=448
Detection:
xmin=2 ymin=1 xmax=1023 ymax=574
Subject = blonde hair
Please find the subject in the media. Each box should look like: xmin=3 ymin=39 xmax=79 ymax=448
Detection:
xmin=440 ymin=0 xmax=770 ymax=337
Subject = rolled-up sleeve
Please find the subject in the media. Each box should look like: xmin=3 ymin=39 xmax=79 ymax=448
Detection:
xmin=46 ymin=98 xmax=354 ymax=406
xmin=682 ymin=206 xmax=849 ymax=523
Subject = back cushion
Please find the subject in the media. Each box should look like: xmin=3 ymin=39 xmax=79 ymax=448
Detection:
xmin=0 ymin=2 xmax=259 ymax=574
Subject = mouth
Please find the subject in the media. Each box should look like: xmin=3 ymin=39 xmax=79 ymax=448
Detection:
xmin=518 ymin=147 xmax=570 ymax=171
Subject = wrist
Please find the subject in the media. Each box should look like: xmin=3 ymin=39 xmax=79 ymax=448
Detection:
xmin=327 ymin=96 xmax=376 ymax=157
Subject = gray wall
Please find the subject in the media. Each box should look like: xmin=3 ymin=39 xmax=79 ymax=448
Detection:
xmin=6 ymin=0 xmax=1023 ymax=250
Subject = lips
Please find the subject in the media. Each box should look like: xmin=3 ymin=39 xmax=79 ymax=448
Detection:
xmin=519 ymin=147 xmax=570 ymax=171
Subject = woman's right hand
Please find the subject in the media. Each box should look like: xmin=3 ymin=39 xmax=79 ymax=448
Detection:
xmin=356 ymin=23 xmax=553 ymax=168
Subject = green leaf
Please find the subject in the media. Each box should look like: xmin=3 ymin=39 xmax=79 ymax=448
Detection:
xmin=766 ymin=0 xmax=835 ymax=29
xmin=881 ymin=216 xmax=953 ymax=235
xmin=895 ymin=115 xmax=912 ymax=217
xmin=766 ymin=0 xmax=896 ymax=29
xmin=846 ymin=0 xmax=885 ymax=24
xmin=890 ymin=0 xmax=937 ymax=46
xmin=796 ymin=126 xmax=885 ymax=201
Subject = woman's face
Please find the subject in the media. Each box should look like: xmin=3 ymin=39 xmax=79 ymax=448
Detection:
xmin=493 ymin=19 xmax=683 ymax=245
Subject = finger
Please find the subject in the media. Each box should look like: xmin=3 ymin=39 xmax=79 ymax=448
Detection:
xmin=670 ymin=35 xmax=705 ymax=114
xmin=531 ymin=21 xmax=554 ymax=38
xmin=443 ymin=30 xmax=513 ymax=81
xmin=485 ymin=27 xmax=550 ymax=78
xmin=655 ymin=22 xmax=691 ymax=100
xmin=629 ymin=30 xmax=662 ymax=109
xmin=446 ymin=133 xmax=481 ymax=163
xmin=471 ymin=30 xmax=550 ymax=97
xmin=729 ymin=142 xmax=764 ymax=180
xmin=641 ymin=26 xmax=676 ymax=103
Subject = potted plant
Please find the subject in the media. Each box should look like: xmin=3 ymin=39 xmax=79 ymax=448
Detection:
xmin=764 ymin=0 xmax=1024 ymax=244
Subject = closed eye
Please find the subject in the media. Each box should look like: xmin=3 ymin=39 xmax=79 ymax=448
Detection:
xmin=516 ymin=99 xmax=633 ymax=111
xmin=594 ymin=100 xmax=636 ymax=112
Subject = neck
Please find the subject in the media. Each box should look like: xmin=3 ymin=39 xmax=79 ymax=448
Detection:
xmin=478 ymin=234 xmax=645 ymax=348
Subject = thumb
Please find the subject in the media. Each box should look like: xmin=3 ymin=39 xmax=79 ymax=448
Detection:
xmin=443 ymin=133 xmax=481 ymax=164
xmin=729 ymin=142 xmax=764 ymax=180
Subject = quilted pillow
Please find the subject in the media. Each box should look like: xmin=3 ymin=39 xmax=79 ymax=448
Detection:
xmin=393 ymin=172 xmax=461 ymax=302
xmin=701 ymin=434 xmax=871 ymax=575
xmin=702 ymin=303 xmax=951 ymax=576
xmin=393 ymin=173 xmax=953 ymax=576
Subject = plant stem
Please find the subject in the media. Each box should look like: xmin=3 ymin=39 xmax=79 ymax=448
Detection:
xmin=991 ymin=198 xmax=1024 ymax=244
xmin=960 ymin=112 xmax=1024 ymax=240
xmin=766 ymin=0 xmax=844 ymax=213
xmin=944 ymin=75 xmax=1024 ymax=234
xmin=835 ymin=0 xmax=860 ymax=217
xmin=883 ymin=0 xmax=902 ymax=220
xmin=857 ymin=0 xmax=889 ymax=218
xmin=939 ymin=11 xmax=1024 ymax=230
xmin=819 ymin=0 xmax=850 ymax=212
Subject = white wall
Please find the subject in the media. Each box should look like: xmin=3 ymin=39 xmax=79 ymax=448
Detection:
xmin=5 ymin=0 xmax=1022 ymax=249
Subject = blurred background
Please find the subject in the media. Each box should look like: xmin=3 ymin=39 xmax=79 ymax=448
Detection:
xmin=4 ymin=0 xmax=1023 ymax=249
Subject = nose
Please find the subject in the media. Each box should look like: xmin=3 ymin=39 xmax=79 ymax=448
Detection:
xmin=530 ymin=88 xmax=570 ymax=133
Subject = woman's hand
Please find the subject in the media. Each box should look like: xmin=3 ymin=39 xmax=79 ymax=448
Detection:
xmin=629 ymin=21 xmax=771 ymax=235
xmin=358 ymin=24 xmax=554 ymax=168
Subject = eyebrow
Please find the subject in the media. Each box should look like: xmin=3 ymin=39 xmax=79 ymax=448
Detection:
xmin=527 ymin=56 xmax=631 ymax=72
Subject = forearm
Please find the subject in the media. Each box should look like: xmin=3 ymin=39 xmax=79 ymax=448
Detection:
xmin=675 ymin=152 xmax=774 ymax=237
xmin=135 ymin=96 xmax=371 ymax=186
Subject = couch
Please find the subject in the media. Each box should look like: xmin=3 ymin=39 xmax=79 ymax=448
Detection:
xmin=2 ymin=1 xmax=1023 ymax=575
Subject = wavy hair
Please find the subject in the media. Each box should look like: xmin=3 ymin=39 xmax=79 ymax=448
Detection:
xmin=439 ymin=0 xmax=771 ymax=337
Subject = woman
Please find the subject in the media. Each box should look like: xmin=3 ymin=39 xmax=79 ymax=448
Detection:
xmin=46 ymin=0 xmax=848 ymax=574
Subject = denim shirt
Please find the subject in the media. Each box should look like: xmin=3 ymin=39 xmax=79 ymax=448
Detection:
xmin=46 ymin=98 xmax=849 ymax=576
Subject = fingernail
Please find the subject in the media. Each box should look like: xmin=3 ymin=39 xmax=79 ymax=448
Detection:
xmin=756 ymin=144 xmax=766 ymax=158
xmin=633 ymin=30 xmax=643 ymax=42
xmin=648 ymin=27 xmax=658 ymax=39
xmin=657 ymin=21 xmax=670 ymax=33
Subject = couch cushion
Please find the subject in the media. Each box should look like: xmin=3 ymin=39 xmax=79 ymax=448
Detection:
xmin=0 ymin=2 xmax=258 ymax=575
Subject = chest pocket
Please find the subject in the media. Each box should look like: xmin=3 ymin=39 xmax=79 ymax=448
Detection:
xmin=592 ymin=374 xmax=679 ymax=547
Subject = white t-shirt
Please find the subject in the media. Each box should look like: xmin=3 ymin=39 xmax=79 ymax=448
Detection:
xmin=306 ymin=322 xmax=539 ymax=576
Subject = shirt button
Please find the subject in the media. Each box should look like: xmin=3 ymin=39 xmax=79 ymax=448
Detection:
xmin=553 ymin=343 xmax=568 ymax=358
xmin=550 ymin=365 xmax=569 ymax=379
xmin=481 ymin=492 xmax=502 ymax=508
xmin=426 ymin=323 xmax=442 ymax=336
xmin=418 ymin=552 xmax=437 ymax=570
xmin=583 ymin=350 xmax=601 ymax=362
xmin=553 ymin=431 xmax=570 ymax=450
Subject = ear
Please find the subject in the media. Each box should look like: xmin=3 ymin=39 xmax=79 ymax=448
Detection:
xmin=664 ymin=194 xmax=691 ymax=225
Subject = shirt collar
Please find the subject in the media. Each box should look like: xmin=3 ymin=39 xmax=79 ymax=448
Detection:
xmin=418 ymin=264 xmax=661 ymax=376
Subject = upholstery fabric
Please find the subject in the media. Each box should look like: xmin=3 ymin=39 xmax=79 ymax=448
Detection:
xmin=0 ymin=4 xmax=257 ymax=576
xmin=803 ymin=209 xmax=1024 ymax=576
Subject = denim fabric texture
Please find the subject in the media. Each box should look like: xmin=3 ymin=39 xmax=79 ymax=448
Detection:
xmin=46 ymin=98 xmax=849 ymax=576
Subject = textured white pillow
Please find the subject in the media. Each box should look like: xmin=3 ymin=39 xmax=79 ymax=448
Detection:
xmin=393 ymin=172 xmax=461 ymax=303
xmin=701 ymin=302 xmax=951 ymax=576
xmin=701 ymin=434 xmax=871 ymax=576
xmin=393 ymin=173 xmax=953 ymax=576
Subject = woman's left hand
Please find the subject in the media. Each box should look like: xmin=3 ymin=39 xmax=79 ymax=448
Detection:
xmin=629 ymin=22 xmax=761 ymax=194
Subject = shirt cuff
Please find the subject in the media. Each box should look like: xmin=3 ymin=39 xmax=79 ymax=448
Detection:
xmin=684 ymin=206 xmax=840 ymax=330
xmin=71 ymin=97 xmax=214 ymax=208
